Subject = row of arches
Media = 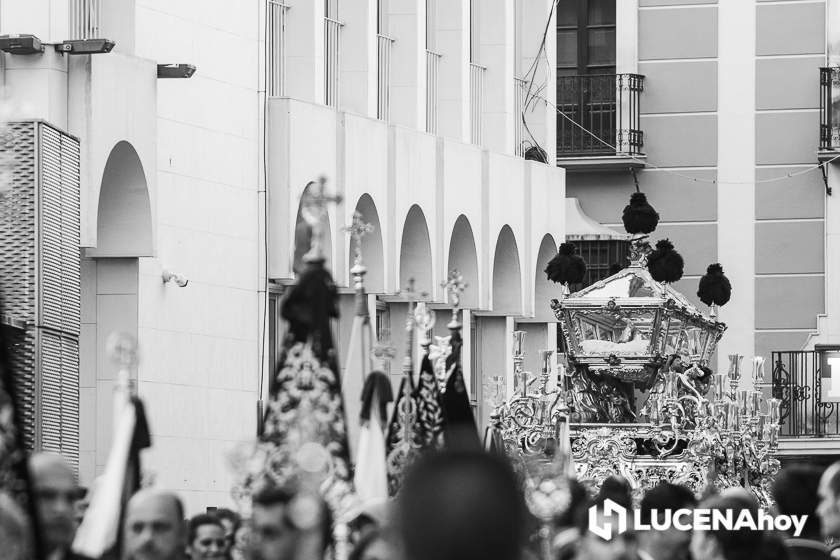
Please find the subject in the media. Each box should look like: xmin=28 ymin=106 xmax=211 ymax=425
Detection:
xmin=294 ymin=189 xmax=561 ymax=317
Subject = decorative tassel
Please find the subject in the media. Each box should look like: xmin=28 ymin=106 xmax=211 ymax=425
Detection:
xmin=622 ymin=192 xmax=660 ymax=235
xmin=647 ymin=239 xmax=684 ymax=283
xmin=697 ymin=263 xmax=732 ymax=307
xmin=544 ymin=242 xmax=587 ymax=285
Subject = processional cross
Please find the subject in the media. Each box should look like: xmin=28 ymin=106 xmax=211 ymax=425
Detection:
xmin=300 ymin=177 xmax=343 ymax=262
xmin=342 ymin=211 xmax=374 ymax=290
xmin=442 ymin=269 xmax=468 ymax=328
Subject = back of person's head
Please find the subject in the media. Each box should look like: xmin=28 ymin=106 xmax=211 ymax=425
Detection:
xmin=697 ymin=493 xmax=763 ymax=560
xmin=596 ymin=476 xmax=634 ymax=509
xmin=399 ymin=450 xmax=526 ymax=560
xmin=349 ymin=526 xmax=401 ymax=560
xmin=772 ymin=464 xmax=824 ymax=539
xmin=554 ymin=478 xmax=588 ymax=529
xmin=251 ymin=486 xmax=333 ymax=553
xmin=640 ymin=482 xmax=697 ymax=525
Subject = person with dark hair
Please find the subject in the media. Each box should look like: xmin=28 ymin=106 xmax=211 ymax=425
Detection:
xmin=187 ymin=514 xmax=228 ymax=559
xmin=398 ymin=450 xmax=527 ymax=560
xmin=123 ymin=489 xmax=187 ymax=560
xmin=774 ymin=465 xmax=829 ymax=560
xmin=250 ymin=487 xmax=332 ymax=560
xmin=596 ymin=476 xmax=634 ymax=510
xmin=691 ymin=490 xmax=789 ymax=560
xmin=214 ymin=509 xmax=241 ymax=557
xmin=348 ymin=527 xmax=402 ymax=560
xmin=571 ymin=496 xmax=638 ymax=560
xmin=637 ymin=483 xmax=697 ymax=560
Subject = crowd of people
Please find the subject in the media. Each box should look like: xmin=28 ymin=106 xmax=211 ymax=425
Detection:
xmin=6 ymin=448 xmax=840 ymax=560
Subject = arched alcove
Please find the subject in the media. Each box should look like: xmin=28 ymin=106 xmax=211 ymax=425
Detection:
xmin=447 ymin=215 xmax=479 ymax=308
xmin=293 ymin=182 xmax=334 ymax=273
xmin=534 ymin=234 xmax=558 ymax=321
xmin=492 ymin=225 xmax=522 ymax=313
xmin=349 ymin=194 xmax=385 ymax=293
xmin=90 ymin=141 xmax=152 ymax=256
xmin=399 ymin=205 xmax=433 ymax=295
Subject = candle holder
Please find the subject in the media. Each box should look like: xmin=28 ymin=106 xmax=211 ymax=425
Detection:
xmin=728 ymin=354 xmax=743 ymax=399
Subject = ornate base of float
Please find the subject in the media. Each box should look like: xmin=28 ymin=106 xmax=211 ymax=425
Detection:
xmin=568 ymin=423 xmax=780 ymax=506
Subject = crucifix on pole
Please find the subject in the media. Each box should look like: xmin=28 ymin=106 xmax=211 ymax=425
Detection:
xmin=300 ymin=176 xmax=343 ymax=263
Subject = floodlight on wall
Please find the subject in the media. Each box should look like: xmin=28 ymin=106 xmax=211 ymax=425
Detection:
xmin=55 ymin=38 xmax=115 ymax=54
xmin=0 ymin=35 xmax=45 ymax=55
xmin=157 ymin=64 xmax=196 ymax=79
xmin=162 ymin=269 xmax=189 ymax=287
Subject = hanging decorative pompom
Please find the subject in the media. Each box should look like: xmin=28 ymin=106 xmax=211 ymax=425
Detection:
xmin=647 ymin=239 xmax=684 ymax=283
xmin=622 ymin=192 xmax=660 ymax=235
xmin=544 ymin=242 xmax=587 ymax=285
xmin=697 ymin=263 xmax=732 ymax=307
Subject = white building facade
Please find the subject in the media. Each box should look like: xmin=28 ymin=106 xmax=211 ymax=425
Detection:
xmin=0 ymin=0 xmax=567 ymax=513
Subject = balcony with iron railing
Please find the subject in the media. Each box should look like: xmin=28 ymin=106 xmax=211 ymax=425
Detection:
xmin=324 ymin=17 xmax=343 ymax=107
xmin=470 ymin=62 xmax=486 ymax=146
xmin=555 ymin=73 xmax=644 ymax=171
xmin=377 ymin=34 xmax=394 ymax=121
xmin=267 ymin=1 xmax=290 ymax=97
xmin=771 ymin=349 xmax=840 ymax=441
xmin=514 ymin=77 xmax=527 ymax=157
xmin=425 ymin=50 xmax=442 ymax=134
xmin=820 ymin=67 xmax=840 ymax=160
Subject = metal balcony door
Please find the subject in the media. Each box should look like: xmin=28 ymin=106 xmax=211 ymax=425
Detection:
xmin=556 ymin=0 xmax=616 ymax=155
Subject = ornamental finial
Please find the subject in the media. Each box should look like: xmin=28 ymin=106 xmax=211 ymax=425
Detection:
xmin=300 ymin=176 xmax=343 ymax=263
xmin=442 ymin=269 xmax=468 ymax=329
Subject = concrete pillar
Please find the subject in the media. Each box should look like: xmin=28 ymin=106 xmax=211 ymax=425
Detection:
xmin=476 ymin=0 xmax=514 ymax=154
xmin=518 ymin=0 xmax=556 ymax=161
xmin=716 ymin=0 xmax=755 ymax=383
xmin=434 ymin=0 xmax=469 ymax=142
xmin=285 ymin=0 xmax=325 ymax=104
xmin=388 ymin=0 xmax=426 ymax=129
xmin=338 ymin=0 xmax=377 ymax=117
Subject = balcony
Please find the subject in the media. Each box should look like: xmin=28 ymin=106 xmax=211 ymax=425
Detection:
xmin=425 ymin=50 xmax=442 ymax=134
xmin=470 ymin=62 xmax=486 ymax=145
xmin=377 ymin=34 xmax=394 ymax=120
xmin=70 ymin=0 xmax=101 ymax=40
xmin=555 ymin=73 xmax=644 ymax=172
xmin=267 ymin=1 xmax=290 ymax=97
xmin=820 ymin=67 xmax=840 ymax=161
xmin=324 ymin=17 xmax=343 ymax=107
xmin=771 ymin=349 xmax=840 ymax=439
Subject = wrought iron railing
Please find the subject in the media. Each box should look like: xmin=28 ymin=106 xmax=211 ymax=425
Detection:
xmin=556 ymin=73 xmax=644 ymax=157
xmin=377 ymin=34 xmax=394 ymax=120
xmin=426 ymin=50 xmax=442 ymax=134
xmin=70 ymin=0 xmax=100 ymax=40
xmin=324 ymin=17 xmax=343 ymax=107
xmin=267 ymin=1 xmax=290 ymax=97
xmin=772 ymin=350 xmax=840 ymax=437
xmin=820 ymin=67 xmax=840 ymax=151
xmin=470 ymin=62 xmax=486 ymax=145
xmin=514 ymin=77 xmax=527 ymax=157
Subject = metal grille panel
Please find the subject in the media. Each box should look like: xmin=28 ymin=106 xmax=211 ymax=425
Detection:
xmin=0 ymin=122 xmax=81 ymax=461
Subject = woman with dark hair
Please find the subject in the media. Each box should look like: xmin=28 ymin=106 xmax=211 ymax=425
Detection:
xmin=187 ymin=514 xmax=228 ymax=559
xmin=690 ymin=491 xmax=789 ymax=560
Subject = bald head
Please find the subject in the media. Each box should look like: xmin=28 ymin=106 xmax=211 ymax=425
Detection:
xmin=123 ymin=490 xmax=186 ymax=560
xmin=28 ymin=453 xmax=79 ymax=554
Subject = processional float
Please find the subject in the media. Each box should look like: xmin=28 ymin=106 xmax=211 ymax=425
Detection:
xmin=485 ymin=189 xmax=781 ymax=514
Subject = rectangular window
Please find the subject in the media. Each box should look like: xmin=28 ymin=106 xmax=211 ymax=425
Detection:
xmin=426 ymin=0 xmax=435 ymax=51
xmin=325 ymin=0 xmax=339 ymax=19
xmin=470 ymin=0 xmax=480 ymax=63
xmin=555 ymin=0 xmax=615 ymax=76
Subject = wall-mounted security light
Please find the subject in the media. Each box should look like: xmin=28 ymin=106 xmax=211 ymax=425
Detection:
xmin=55 ymin=38 xmax=115 ymax=55
xmin=157 ymin=64 xmax=196 ymax=79
xmin=0 ymin=35 xmax=44 ymax=55
xmin=162 ymin=269 xmax=189 ymax=287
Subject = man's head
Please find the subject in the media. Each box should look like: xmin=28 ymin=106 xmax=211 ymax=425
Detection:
xmin=574 ymin=497 xmax=638 ymax=560
xmin=690 ymin=492 xmax=762 ymax=560
xmin=187 ymin=514 xmax=227 ymax=559
xmin=29 ymin=452 xmax=81 ymax=554
xmin=638 ymin=483 xmax=697 ymax=560
xmin=123 ymin=489 xmax=186 ymax=560
xmin=773 ymin=464 xmax=823 ymax=539
xmin=818 ymin=461 xmax=840 ymax=538
xmin=251 ymin=487 xmax=331 ymax=560
xmin=399 ymin=450 xmax=527 ymax=560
